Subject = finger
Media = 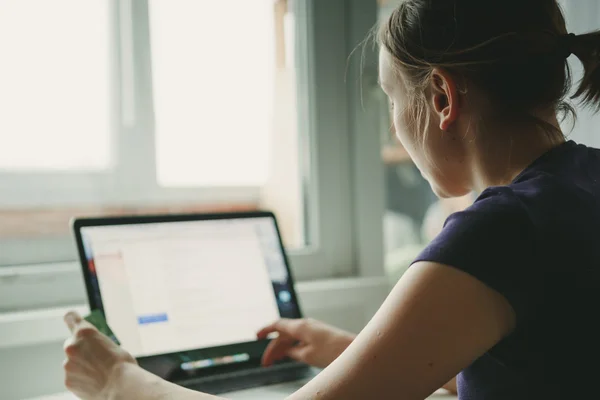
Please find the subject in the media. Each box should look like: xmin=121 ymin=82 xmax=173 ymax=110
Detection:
xmin=286 ymin=343 xmax=311 ymax=364
xmin=63 ymin=357 xmax=97 ymax=377
xmin=64 ymin=372 xmax=101 ymax=395
xmin=73 ymin=319 xmax=99 ymax=339
xmin=261 ymin=336 xmax=296 ymax=367
xmin=63 ymin=336 xmax=76 ymax=351
xmin=64 ymin=328 xmax=96 ymax=358
xmin=64 ymin=311 xmax=84 ymax=333
xmin=258 ymin=319 xmax=307 ymax=341
xmin=63 ymin=336 xmax=80 ymax=357
xmin=261 ymin=336 xmax=283 ymax=366
xmin=257 ymin=322 xmax=279 ymax=339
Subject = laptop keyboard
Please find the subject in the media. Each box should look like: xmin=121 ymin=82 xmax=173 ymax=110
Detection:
xmin=181 ymin=363 xmax=316 ymax=395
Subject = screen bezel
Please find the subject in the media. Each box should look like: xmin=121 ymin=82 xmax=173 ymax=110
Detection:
xmin=72 ymin=210 xmax=304 ymax=382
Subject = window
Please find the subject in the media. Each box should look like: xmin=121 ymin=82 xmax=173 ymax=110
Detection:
xmin=0 ymin=0 xmax=303 ymax=266
xmin=150 ymin=0 xmax=276 ymax=187
xmin=0 ymin=0 xmax=111 ymax=171
xmin=1 ymin=0 xmax=382 ymax=311
xmin=147 ymin=0 xmax=303 ymax=246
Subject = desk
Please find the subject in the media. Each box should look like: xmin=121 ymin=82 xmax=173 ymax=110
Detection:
xmin=30 ymin=384 xmax=457 ymax=400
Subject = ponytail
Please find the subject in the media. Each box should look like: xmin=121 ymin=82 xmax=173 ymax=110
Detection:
xmin=378 ymin=0 xmax=600 ymax=131
xmin=570 ymin=31 xmax=600 ymax=110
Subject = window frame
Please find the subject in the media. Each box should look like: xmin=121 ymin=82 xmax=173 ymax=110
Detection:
xmin=0 ymin=0 xmax=385 ymax=312
xmin=0 ymin=0 xmax=263 ymax=209
xmin=346 ymin=0 xmax=386 ymax=277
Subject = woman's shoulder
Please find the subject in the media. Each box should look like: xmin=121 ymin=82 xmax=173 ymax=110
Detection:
xmin=423 ymin=187 xmax=535 ymax=267
xmin=472 ymin=170 xmax=581 ymax=219
xmin=458 ymin=186 xmax=531 ymax=227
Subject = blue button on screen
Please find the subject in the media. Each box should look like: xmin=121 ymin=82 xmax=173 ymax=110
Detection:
xmin=137 ymin=313 xmax=168 ymax=325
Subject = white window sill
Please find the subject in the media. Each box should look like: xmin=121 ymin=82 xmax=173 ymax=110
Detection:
xmin=0 ymin=276 xmax=391 ymax=350
xmin=0 ymin=305 xmax=89 ymax=349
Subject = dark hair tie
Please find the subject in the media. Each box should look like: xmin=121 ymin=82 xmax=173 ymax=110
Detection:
xmin=558 ymin=33 xmax=577 ymax=59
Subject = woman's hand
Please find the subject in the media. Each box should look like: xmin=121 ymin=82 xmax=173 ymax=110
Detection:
xmin=257 ymin=318 xmax=355 ymax=369
xmin=63 ymin=311 xmax=137 ymax=400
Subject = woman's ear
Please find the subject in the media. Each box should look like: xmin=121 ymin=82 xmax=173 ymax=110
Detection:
xmin=429 ymin=68 xmax=459 ymax=132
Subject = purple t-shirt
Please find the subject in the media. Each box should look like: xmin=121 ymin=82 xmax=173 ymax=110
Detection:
xmin=415 ymin=140 xmax=600 ymax=400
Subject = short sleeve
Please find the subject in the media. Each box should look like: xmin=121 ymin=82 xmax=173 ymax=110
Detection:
xmin=413 ymin=187 xmax=539 ymax=324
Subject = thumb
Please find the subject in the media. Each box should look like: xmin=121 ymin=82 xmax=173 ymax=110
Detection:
xmin=266 ymin=319 xmax=311 ymax=341
xmin=64 ymin=311 xmax=84 ymax=334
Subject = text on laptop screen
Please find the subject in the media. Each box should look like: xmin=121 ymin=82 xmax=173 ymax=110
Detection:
xmin=80 ymin=217 xmax=292 ymax=358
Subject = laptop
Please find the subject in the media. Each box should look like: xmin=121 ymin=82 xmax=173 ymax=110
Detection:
xmin=72 ymin=211 xmax=317 ymax=395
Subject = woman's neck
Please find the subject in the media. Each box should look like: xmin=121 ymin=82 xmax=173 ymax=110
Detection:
xmin=470 ymin=114 xmax=565 ymax=192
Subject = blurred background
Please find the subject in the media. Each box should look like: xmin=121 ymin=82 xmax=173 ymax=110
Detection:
xmin=0 ymin=0 xmax=598 ymax=398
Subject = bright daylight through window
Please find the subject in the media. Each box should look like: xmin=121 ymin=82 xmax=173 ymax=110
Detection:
xmin=0 ymin=0 xmax=307 ymax=271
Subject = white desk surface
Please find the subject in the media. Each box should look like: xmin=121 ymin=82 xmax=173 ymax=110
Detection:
xmin=30 ymin=383 xmax=457 ymax=400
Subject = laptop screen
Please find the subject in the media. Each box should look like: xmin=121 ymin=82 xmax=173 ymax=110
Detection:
xmin=78 ymin=215 xmax=300 ymax=365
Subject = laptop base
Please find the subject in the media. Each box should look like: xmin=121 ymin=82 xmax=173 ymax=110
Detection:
xmin=183 ymin=363 xmax=318 ymax=395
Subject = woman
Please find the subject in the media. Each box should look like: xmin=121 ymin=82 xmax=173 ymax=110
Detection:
xmin=62 ymin=0 xmax=600 ymax=398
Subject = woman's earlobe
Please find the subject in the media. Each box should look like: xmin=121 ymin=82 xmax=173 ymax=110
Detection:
xmin=440 ymin=120 xmax=452 ymax=132
xmin=433 ymin=94 xmax=453 ymax=131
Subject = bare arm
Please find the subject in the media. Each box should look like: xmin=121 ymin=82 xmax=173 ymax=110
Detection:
xmin=66 ymin=261 xmax=510 ymax=399
xmin=63 ymin=313 xmax=226 ymax=400
xmin=285 ymin=261 xmax=514 ymax=400
xmin=106 ymin=363 xmax=457 ymax=400
xmin=107 ymin=363 xmax=222 ymax=400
